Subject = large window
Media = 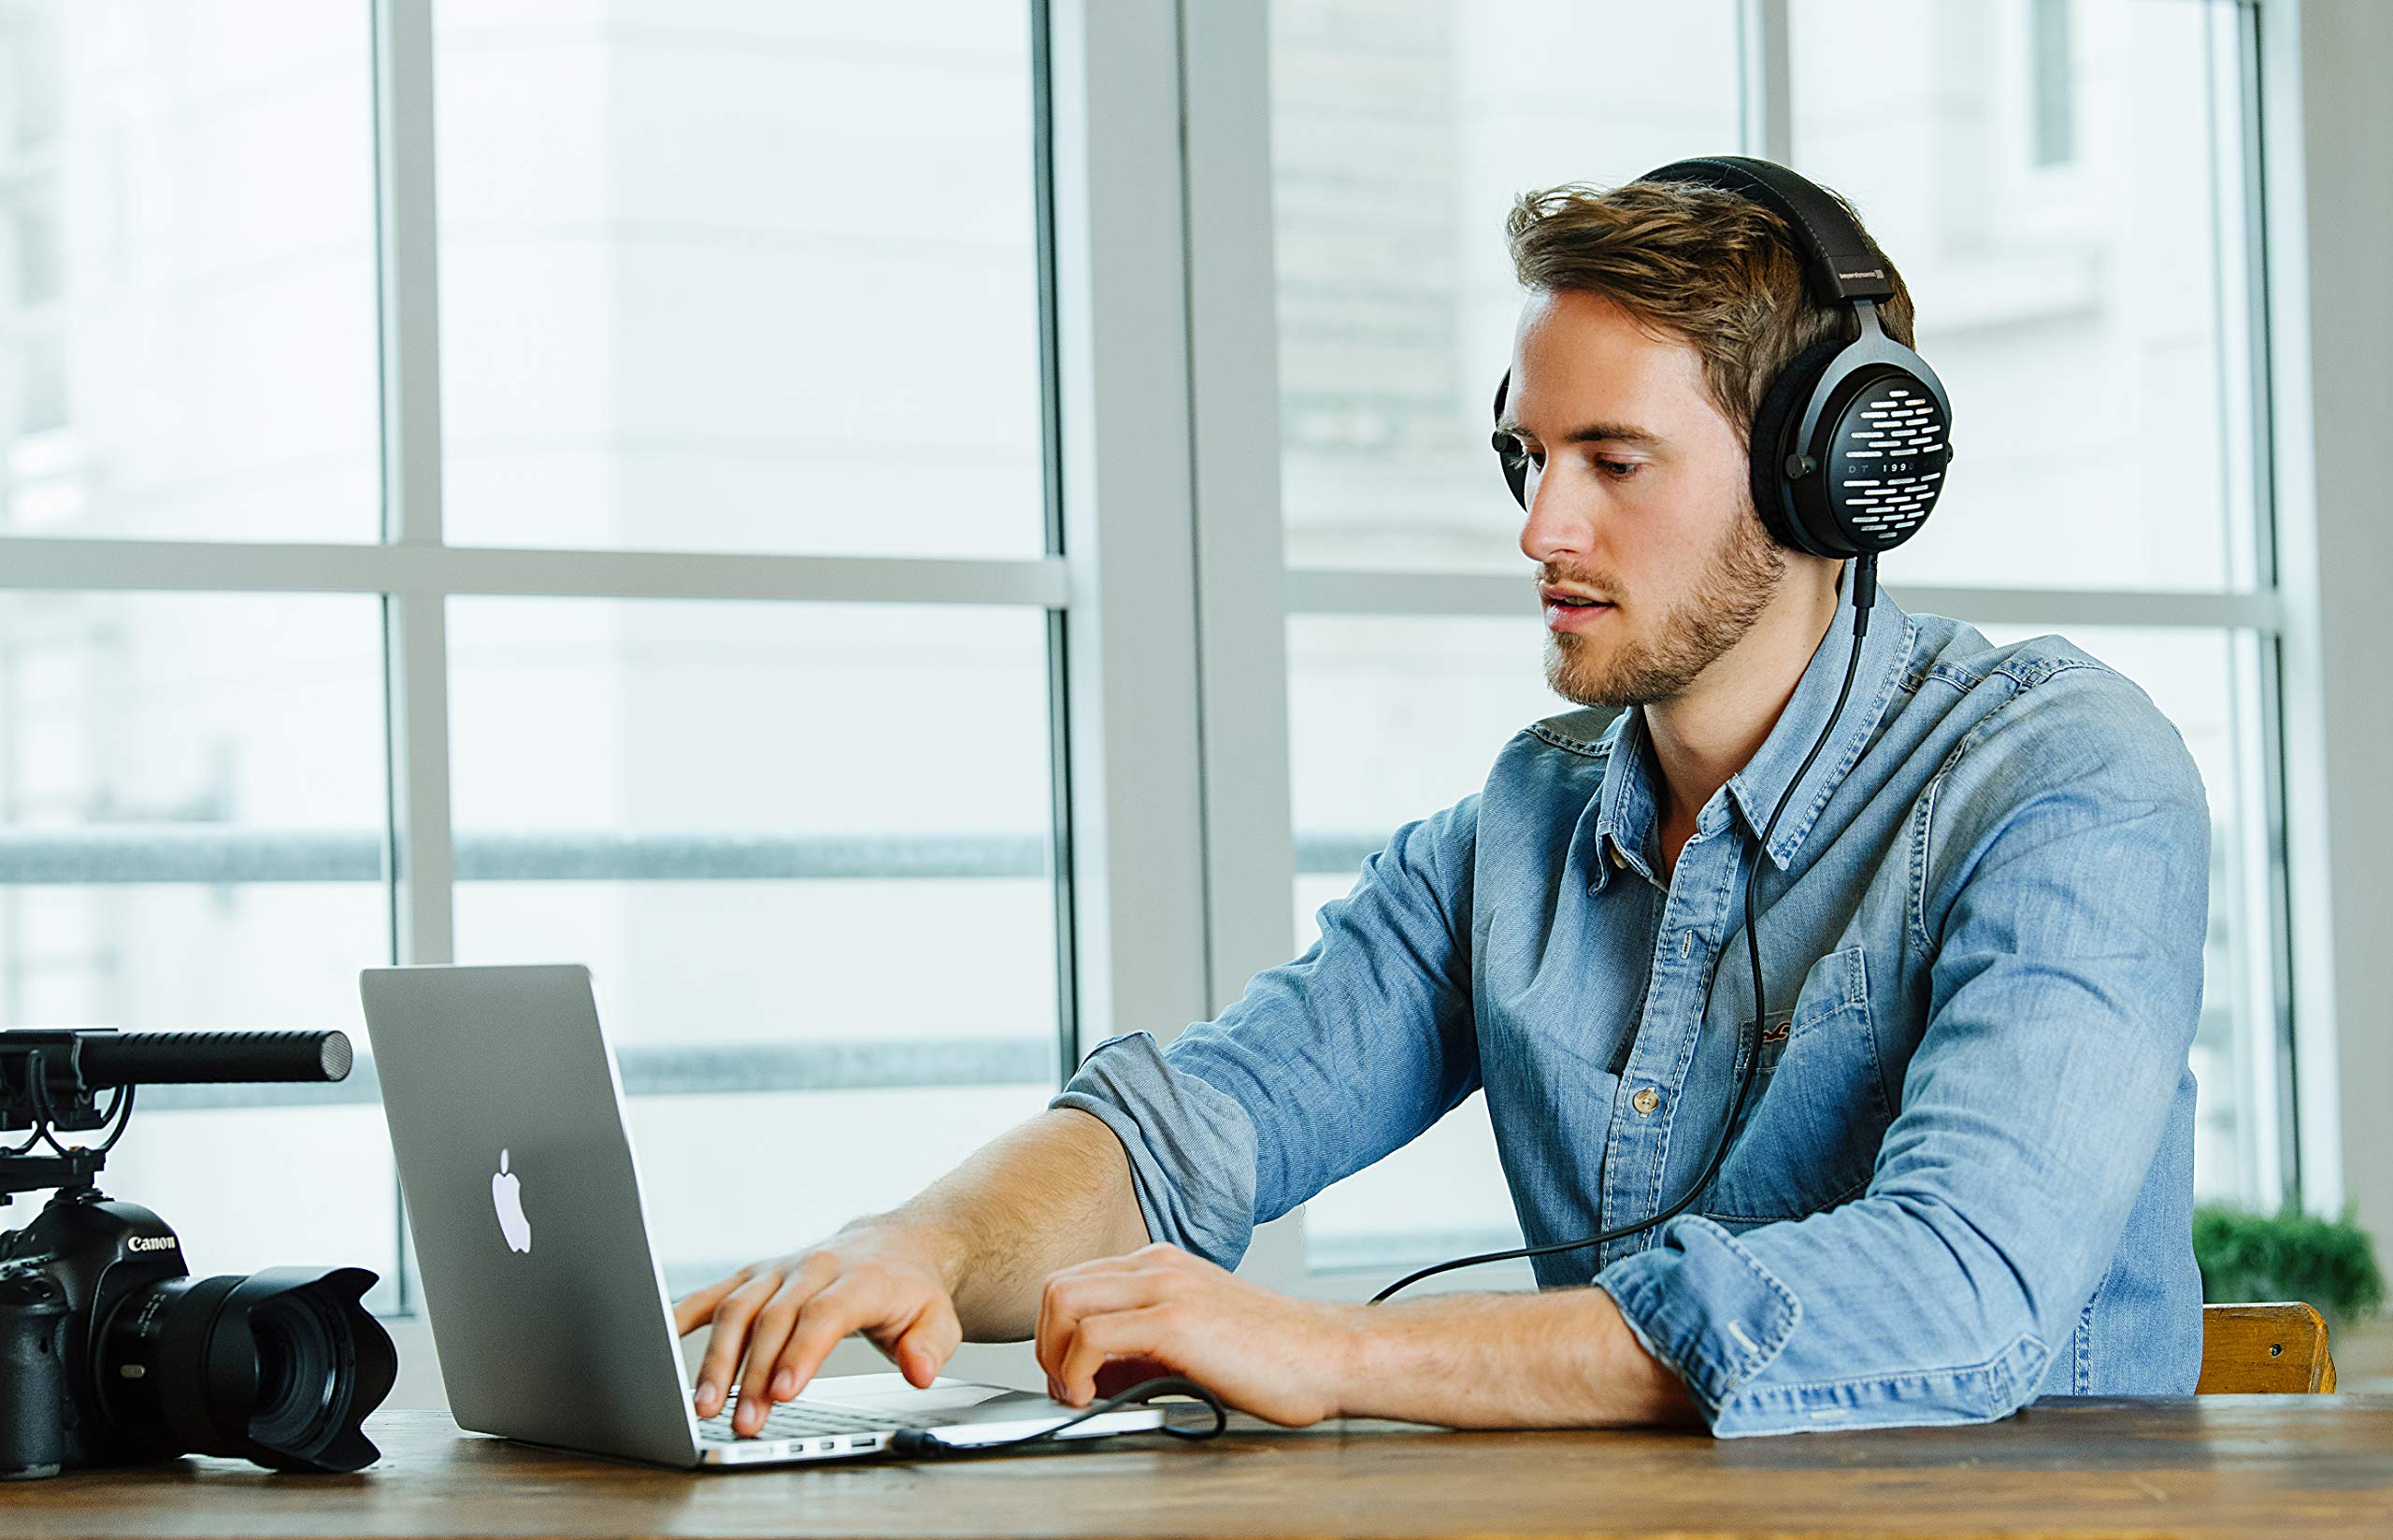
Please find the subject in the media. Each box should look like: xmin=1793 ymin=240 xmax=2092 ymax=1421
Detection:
xmin=0 ymin=1 xmax=382 ymax=542
xmin=0 ymin=0 xmax=1067 ymax=1317
xmin=1788 ymin=0 xmax=2261 ymax=593
xmin=431 ymin=4 xmax=1046 ymax=559
xmin=0 ymin=0 xmax=2327 ymax=1342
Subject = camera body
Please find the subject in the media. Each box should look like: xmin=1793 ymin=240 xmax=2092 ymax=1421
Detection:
xmin=0 ymin=1027 xmax=393 ymax=1480
xmin=0 ymin=1190 xmax=394 ymax=1481
xmin=0 ymin=1191 xmax=191 ymax=1477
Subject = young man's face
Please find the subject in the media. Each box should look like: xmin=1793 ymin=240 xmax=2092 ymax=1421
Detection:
xmin=1500 ymin=287 xmax=1791 ymax=709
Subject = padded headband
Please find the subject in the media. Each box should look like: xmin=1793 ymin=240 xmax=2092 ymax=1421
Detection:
xmin=1637 ymin=155 xmax=1896 ymax=307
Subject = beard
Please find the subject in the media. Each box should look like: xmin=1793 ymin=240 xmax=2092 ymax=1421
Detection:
xmin=1543 ymin=510 xmax=1788 ymax=708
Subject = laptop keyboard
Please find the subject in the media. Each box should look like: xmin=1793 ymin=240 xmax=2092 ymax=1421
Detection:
xmin=700 ymin=1396 xmax=943 ymax=1444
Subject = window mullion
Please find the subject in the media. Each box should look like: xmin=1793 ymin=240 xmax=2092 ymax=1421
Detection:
xmin=1181 ymin=0 xmax=1297 ymax=1026
xmin=1741 ymin=0 xmax=1793 ymax=163
xmin=1045 ymin=0 xmax=1214 ymax=1070
xmin=372 ymin=0 xmax=451 ymax=971
xmin=1179 ymin=0 xmax=1304 ymax=1288
xmin=372 ymin=0 xmax=448 ymax=1332
xmin=2254 ymin=0 xmax=2393 ymax=1276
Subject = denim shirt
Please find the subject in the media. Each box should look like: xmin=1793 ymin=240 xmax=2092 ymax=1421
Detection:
xmin=1050 ymin=578 xmax=2212 ymax=1437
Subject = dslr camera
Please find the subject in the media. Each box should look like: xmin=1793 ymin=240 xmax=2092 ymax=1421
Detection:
xmin=0 ymin=1028 xmax=395 ymax=1480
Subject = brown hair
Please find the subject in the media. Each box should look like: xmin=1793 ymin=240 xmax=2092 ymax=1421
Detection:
xmin=1504 ymin=178 xmax=1916 ymax=451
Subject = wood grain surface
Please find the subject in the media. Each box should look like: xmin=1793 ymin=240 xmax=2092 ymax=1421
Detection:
xmin=2197 ymin=1302 xmax=2338 ymax=1392
xmin=7 ymin=1399 xmax=2391 ymax=1540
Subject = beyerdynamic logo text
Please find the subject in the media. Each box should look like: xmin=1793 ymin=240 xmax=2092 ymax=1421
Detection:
xmin=127 ymin=1235 xmax=179 ymax=1253
xmin=1838 ymin=268 xmax=1885 ymax=280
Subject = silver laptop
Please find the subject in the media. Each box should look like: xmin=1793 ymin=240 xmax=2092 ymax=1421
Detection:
xmin=359 ymin=962 xmax=1167 ymax=1467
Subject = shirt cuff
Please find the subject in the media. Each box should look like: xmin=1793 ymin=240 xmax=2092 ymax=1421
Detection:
xmin=1593 ymin=1213 xmax=2054 ymax=1437
xmin=1590 ymin=1214 xmax=1800 ymax=1433
xmin=1048 ymin=1031 xmax=1260 ymax=1271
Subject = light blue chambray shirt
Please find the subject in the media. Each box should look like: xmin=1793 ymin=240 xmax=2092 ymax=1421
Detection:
xmin=1049 ymin=577 xmax=2212 ymax=1437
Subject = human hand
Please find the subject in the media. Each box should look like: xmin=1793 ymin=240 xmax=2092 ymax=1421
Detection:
xmin=672 ymin=1221 xmax=961 ymax=1437
xmin=1034 ymin=1242 xmax=1360 ymax=1427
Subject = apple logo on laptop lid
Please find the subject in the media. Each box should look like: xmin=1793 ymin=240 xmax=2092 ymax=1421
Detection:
xmin=493 ymin=1148 xmax=533 ymax=1254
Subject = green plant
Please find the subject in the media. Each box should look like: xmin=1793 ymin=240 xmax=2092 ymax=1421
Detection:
xmin=2192 ymin=1201 xmax=2386 ymax=1331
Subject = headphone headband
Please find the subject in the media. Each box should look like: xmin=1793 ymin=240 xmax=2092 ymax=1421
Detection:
xmin=1636 ymin=155 xmax=1897 ymax=307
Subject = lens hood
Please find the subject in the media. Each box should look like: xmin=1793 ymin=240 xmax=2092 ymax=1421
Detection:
xmin=127 ymin=1265 xmax=396 ymax=1473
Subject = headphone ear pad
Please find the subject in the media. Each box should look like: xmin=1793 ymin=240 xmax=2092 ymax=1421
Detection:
xmin=1747 ymin=336 xmax=1846 ymax=553
xmin=1491 ymin=370 xmax=1526 ymax=509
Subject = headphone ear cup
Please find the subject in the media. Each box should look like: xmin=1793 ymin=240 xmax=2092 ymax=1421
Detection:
xmin=1747 ymin=337 xmax=1846 ymax=554
xmin=1491 ymin=370 xmax=1526 ymax=509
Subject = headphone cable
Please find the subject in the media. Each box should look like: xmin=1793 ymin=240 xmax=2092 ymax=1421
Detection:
xmin=1368 ymin=555 xmax=1876 ymax=1305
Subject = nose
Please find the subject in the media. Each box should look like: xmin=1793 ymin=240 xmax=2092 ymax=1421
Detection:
xmin=1517 ymin=462 xmax=1589 ymax=569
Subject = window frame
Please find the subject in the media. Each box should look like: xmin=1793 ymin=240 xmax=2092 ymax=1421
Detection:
xmin=0 ymin=0 xmax=1111 ymax=1338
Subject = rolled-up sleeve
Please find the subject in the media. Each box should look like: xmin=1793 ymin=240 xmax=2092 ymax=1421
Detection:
xmin=1592 ymin=669 xmax=2211 ymax=1436
xmin=1051 ymin=793 xmax=1484 ymax=1272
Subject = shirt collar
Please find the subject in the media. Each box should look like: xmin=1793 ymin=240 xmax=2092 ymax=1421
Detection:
xmin=1589 ymin=569 xmax=1914 ymax=890
xmin=1589 ymin=706 xmax=1658 ymax=891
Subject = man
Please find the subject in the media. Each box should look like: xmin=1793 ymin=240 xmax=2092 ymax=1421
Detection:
xmin=674 ymin=175 xmax=2210 ymax=1438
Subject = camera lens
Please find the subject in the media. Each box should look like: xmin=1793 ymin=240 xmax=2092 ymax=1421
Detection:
xmin=244 ymin=1292 xmax=343 ymax=1450
xmin=99 ymin=1266 xmax=394 ymax=1473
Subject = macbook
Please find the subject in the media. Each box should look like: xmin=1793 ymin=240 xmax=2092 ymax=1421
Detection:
xmin=360 ymin=962 xmax=1168 ymax=1467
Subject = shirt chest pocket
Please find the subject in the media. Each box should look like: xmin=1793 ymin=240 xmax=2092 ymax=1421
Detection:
xmin=1693 ymin=944 xmax=1891 ymax=1226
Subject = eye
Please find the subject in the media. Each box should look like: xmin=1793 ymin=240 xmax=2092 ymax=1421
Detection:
xmin=1595 ymin=458 xmax=1641 ymax=480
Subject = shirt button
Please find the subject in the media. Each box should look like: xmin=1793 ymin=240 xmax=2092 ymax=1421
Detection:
xmin=1633 ymin=1087 xmax=1661 ymax=1116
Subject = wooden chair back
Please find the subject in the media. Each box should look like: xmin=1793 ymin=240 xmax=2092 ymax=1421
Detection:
xmin=2197 ymin=1302 xmax=2338 ymax=1393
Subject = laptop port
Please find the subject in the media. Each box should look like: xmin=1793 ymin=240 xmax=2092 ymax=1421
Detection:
xmin=816 ymin=1440 xmax=838 ymax=1452
xmin=848 ymin=1436 xmax=876 ymax=1448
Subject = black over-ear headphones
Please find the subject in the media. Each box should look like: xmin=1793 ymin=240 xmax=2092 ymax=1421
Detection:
xmin=1368 ymin=159 xmax=1957 ymax=1305
xmin=1490 ymin=154 xmax=1954 ymax=568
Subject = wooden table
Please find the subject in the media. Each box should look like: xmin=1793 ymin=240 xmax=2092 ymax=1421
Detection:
xmin=12 ymin=1400 xmax=2392 ymax=1540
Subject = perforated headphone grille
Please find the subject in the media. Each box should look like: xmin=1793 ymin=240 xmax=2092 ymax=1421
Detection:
xmin=1828 ymin=378 xmax=1949 ymax=548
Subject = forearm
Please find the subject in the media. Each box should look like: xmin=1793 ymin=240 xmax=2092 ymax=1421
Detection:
xmin=862 ymin=1106 xmax=1151 ymax=1341
xmin=1336 ymin=1284 xmax=1705 ymax=1430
